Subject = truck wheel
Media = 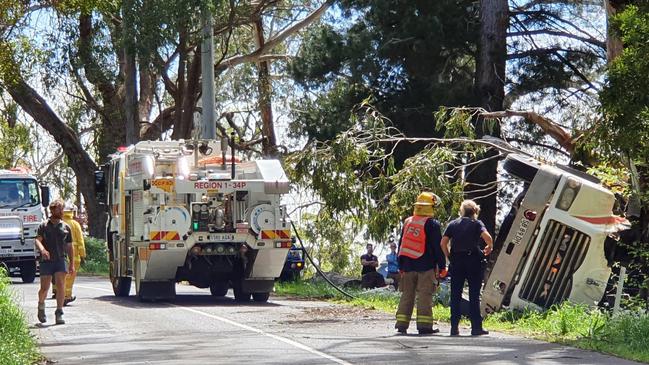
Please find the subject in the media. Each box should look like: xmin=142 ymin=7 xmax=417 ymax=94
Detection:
xmin=112 ymin=276 xmax=132 ymax=297
xmin=252 ymin=292 xmax=270 ymax=303
xmin=20 ymin=261 xmax=37 ymax=283
xmin=233 ymin=285 xmax=251 ymax=302
xmin=502 ymin=154 xmax=541 ymax=183
xmin=210 ymin=282 xmax=229 ymax=297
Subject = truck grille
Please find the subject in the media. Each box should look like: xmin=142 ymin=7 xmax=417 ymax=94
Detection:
xmin=518 ymin=220 xmax=590 ymax=308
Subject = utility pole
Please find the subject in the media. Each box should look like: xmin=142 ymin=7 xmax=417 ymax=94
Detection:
xmin=123 ymin=0 xmax=139 ymax=145
xmin=201 ymin=6 xmax=216 ymax=139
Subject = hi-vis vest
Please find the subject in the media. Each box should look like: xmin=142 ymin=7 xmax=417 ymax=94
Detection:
xmin=399 ymin=216 xmax=428 ymax=259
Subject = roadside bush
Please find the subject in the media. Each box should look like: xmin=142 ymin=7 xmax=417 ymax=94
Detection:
xmin=0 ymin=268 xmax=40 ymax=365
xmin=80 ymin=237 xmax=109 ymax=275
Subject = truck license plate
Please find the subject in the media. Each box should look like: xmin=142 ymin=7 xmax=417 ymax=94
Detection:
xmin=211 ymin=234 xmax=235 ymax=241
xmin=0 ymin=248 xmax=12 ymax=255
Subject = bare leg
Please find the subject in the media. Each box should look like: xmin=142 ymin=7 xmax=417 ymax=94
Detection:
xmin=38 ymin=275 xmax=52 ymax=323
xmin=38 ymin=275 xmax=52 ymax=303
xmin=54 ymin=272 xmax=66 ymax=311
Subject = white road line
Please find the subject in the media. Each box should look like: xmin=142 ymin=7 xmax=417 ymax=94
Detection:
xmin=76 ymin=284 xmax=353 ymax=365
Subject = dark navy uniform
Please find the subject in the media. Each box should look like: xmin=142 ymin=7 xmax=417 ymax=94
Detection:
xmin=443 ymin=217 xmax=487 ymax=333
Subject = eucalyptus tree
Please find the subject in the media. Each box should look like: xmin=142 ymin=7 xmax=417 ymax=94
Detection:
xmin=0 ymin=0 xmax=332 ymax=236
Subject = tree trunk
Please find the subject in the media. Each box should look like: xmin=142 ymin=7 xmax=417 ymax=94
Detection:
xmin=7 ymin=78 xmax=104 ymax=237
xmin=254 ymin=18 xmax=278 ymax=157
xmin=467 ymin=0 xmax=508 ymax=236
xmin=605 ymin=0 xmax=625 ymax=62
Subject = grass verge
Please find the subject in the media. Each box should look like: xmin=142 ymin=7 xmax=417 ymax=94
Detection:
xmin=275 ymin=280 xmax=451 ymax=321
xmin=275 ymin=280 xmax=649 ymax=363
xmin=0 ymin=268 xmax=40 ymax=365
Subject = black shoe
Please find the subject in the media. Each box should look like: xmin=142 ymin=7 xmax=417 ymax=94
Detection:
xmin=418 ymin=328 xmax=439 ymax=335
xmin=396 ymin=328 xmax=407 ymax=335
xmin=64 ymin=296 xmax=76 ymax=306
xmin=450 ymin=327 xmax=460 ymax=336
xmin=471 ymin=329 xmax=489 ymax=336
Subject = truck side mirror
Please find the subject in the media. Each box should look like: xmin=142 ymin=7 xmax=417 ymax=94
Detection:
xmin=94 ymin=170 xmax=106 ymax=205
xmin=40 ymin=185 xmax=50 ymax=207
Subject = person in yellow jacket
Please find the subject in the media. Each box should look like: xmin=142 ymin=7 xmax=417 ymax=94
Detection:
xmin=394 ymin=192 xmax=446 ymax=335
xmin=62 ymin=203 xmax=86 ymax=305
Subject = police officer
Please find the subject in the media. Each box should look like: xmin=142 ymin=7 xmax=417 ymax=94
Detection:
xmin=440 ymin=199 xmax=493 ymax=336
xmin=394 ymin=192 xmax=445 ymax=335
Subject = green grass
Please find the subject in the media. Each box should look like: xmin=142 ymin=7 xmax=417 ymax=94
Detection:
xmin=275 ymin=280 xmax=451 ymax=321
xmin=485 ymin=303 xmax=649 ymax=363
xmin=0 ymin=268 xmax=41 ymax=365
xmin=275 ymin=280 xmax=649 ymax=363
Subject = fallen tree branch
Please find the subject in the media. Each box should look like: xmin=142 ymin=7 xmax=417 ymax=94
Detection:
xmin=479 ymin=110 xmax=575 ymax=153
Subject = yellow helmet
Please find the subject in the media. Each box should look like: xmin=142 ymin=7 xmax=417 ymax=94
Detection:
xmin=413 ymin=192 xmax=440 ymax=207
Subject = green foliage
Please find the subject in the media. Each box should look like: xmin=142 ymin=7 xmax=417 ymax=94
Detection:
xmin=587 ymin=163 xmax=630 ymax=197
xmin=0 ymin=103 xmax=32 ymax=168
xmin=80 ymin=237 xmax=109 ymax=275
xmin=598 ymin=4 xmax=649 ymax=295
xmin=287 ymin=107 xmax=470 ymax=244
xmin=0 ymin=268 xmax=41 ymax=365
xmin=298 ymin=211 xmax=357 ymax=275
xmin=600 ymin=4 xmax=649 ymax=161
xmin=289 ymin=1 xmax=479 ymax=143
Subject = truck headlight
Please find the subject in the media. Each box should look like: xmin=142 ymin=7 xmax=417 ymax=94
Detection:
xmin=556 ymin=177 xmax=581 ymax=211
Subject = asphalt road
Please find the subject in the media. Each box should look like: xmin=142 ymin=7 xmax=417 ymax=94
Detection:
xmin=8 ymin=276 xmax=643 ymax=365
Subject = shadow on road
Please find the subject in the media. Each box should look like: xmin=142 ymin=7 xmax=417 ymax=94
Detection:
xmin=93 ymin=293 xmax=282 ymax=309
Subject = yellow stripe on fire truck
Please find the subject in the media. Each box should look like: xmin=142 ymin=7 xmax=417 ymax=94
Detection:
xmin=260 ymin=230 xmax=291 ymax=240
xmin=148 ymin=231 xmax=181 ymax=241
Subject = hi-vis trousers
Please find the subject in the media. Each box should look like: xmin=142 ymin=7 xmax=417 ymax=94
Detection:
xmin=395 ymin=269 xmax=436 ymax=331
xmin=64 ymin=256 xmax=81 ymax=299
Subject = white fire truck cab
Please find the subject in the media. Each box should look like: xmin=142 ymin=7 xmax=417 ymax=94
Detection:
xmin=95 ymin=139 xmax=292 ymax=302
xmin=482 ymin=154 xmax=628 ymax=315
xmin=0 ymin=168 xmax=50 ymax=282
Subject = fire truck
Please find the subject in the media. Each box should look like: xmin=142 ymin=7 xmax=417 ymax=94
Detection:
xmin=0 ymin=168 xmax=50 ymax=283
xmin=94 ymin=138 xmax=292 ymax=302
xmin=482 ymin=154 xmax=629 ymax=314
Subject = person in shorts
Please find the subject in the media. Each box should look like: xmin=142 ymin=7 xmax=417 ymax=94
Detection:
xmin=35 ymin=199 xmax=74 ymax=325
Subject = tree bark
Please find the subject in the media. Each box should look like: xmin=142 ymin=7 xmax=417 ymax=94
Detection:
xmin=7 ymin=78 xmax=104 ymax=237
xmin=467 ymin=0 xmax=508 ymax=236
xmin=254 ymin=18 xmax=278 ymax=157
xmin=480 ymin=110 xmax=574 ymax=152
xmin=605 ymin=0 xmax=625 ymax=62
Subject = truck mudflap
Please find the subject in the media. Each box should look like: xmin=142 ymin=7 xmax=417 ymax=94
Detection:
xmin=481 ymin=167 xmax=560 ymax=315
xmin=137 ymin=281 xmax=176 ymax=301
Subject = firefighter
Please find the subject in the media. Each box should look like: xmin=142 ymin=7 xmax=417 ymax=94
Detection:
xmin=440 ymin=199 xmax=493 ymax=336
xmin=394 ymin=192 xmax=445 ymax=335
xmin=62 ymin=203 xmax=86 ymax=305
